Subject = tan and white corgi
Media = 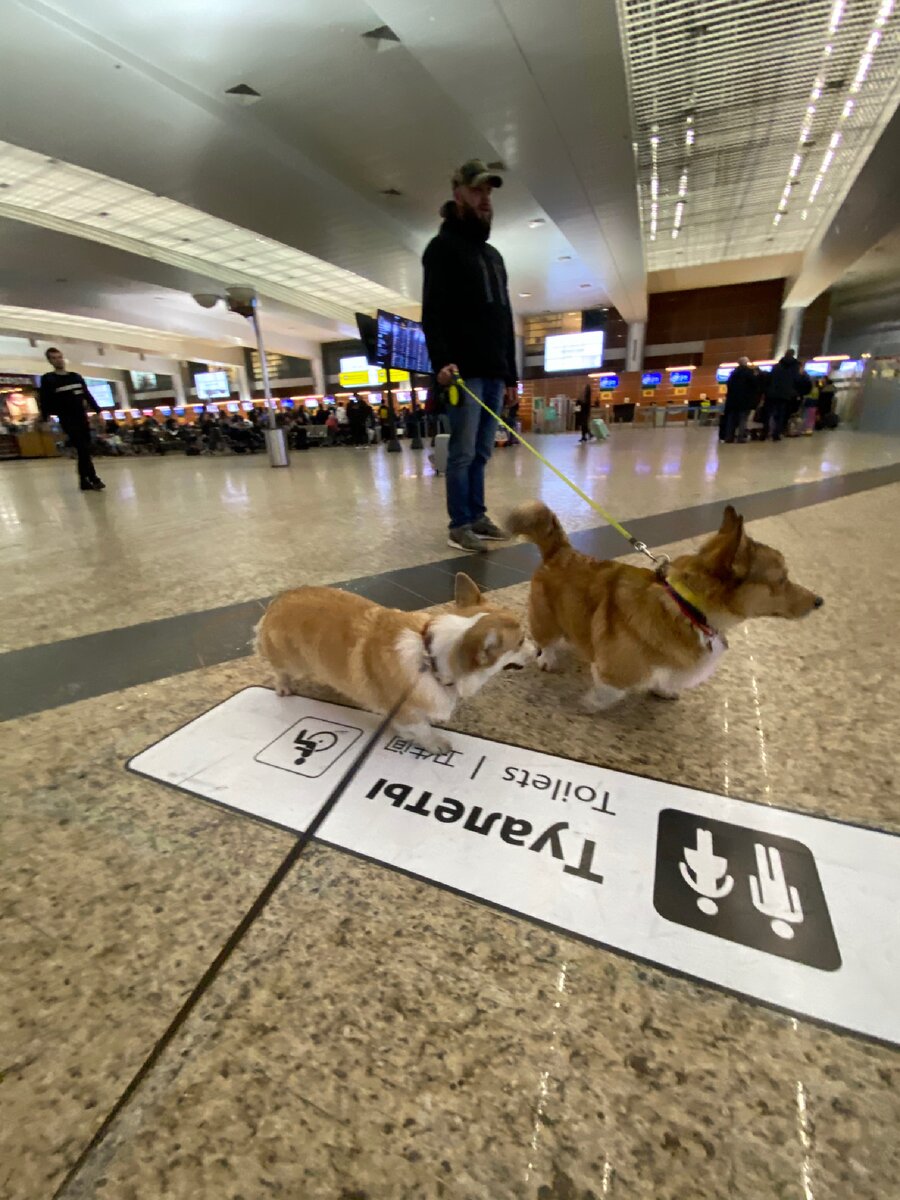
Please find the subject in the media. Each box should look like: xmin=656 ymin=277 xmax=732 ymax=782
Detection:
xmin=508 ymin=501 xmax=822 ymax=711
xmin=255 ymin=573 xmax=535 ymax=752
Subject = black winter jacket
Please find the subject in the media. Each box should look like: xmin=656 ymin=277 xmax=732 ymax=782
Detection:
xmin=725 ymin=364 xmax=759 ymax=411
xmin=422 ymin=204 xmax=517 ymax=386
xmin=766 ymin=355 xmax=802 ymax=401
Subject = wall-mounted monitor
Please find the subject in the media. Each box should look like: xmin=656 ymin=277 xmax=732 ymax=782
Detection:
xmin=716 ymin=366 xmax=734 ymax=384
xmin=598 ymin=373 xmax=619 ymax=389
xmin=544 ymin=331 xmax=604 ymax=373
xmin=129 ymin=370 xmax=158 ymax=392
xmin=226 ymin=401 xmax=240 ymax=412
xmin=194 ymin=370 xmax=231 ymax=400
xmin=641 ymin=371 xmax=662 ymax=387
xmin=669 ymin=370 xmax=693 ymax=387
xmin=86 ymin=378 xmax=117 ymax=408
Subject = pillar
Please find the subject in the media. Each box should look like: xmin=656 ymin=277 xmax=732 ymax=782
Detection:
xmin=233 ymin=364 xmax=252 ymax=404
xmin=774 ymin=306 xmax=804 ymax=360
xmin=625 ymin=321 xmax=646 ymax=372
xmin=311 ymin=351 xmax=326 ymax=397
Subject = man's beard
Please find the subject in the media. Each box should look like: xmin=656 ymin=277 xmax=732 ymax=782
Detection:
xmin=459 ymin=201 xmax=491 ymax=235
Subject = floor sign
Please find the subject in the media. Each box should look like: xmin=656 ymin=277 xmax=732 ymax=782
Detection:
xmin=129 ymin=687 xmax=900 ymax=1045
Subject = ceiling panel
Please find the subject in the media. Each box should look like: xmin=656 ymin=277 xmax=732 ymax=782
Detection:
xmin=619 ymin=0 xmax=900 ymax=271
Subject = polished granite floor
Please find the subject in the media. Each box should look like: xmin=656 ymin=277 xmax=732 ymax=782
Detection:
xmin=1 ymin=428 xmax=899 ymax=1200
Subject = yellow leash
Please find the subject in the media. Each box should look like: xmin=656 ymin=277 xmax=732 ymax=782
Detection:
xmin=450 ymin=375 xmax=670 ymax=572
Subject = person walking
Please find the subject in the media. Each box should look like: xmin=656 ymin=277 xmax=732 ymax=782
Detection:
xmin=38 ymin=347 xmax=105 ymax=490
xmin=422 ymin=159 xmax=517 ymax=552
xmin=762 ymin=349 xmax=801 ymax=441
xmin=722 ymin=356 xmax=758 ymax=443
xmin=575 ymin=382 xmax=593 ymax=442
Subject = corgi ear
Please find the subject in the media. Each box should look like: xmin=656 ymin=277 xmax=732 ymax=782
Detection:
xmin=454 ymin=572 xmax=483 ymax=608
xmin=719 ymin=505 xmax=741 ymax=534
xmin=708 ymin=508 xmax=748 ymax=577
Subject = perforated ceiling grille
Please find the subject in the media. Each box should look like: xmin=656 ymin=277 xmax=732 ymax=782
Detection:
xmin=618 ymin=0 xmax=900 ymax=271
xmin=0 ymin=141 xmax=410 ymax=321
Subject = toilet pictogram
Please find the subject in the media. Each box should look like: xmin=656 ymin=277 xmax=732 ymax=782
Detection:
xmin=654 ymin=809 xmax=841 ymax=971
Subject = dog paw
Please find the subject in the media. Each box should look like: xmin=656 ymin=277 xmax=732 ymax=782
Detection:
xmin=424 ymin=733 xmax=453 ymax=756
xmin=537 ymin=653 xmax=560 ymax=673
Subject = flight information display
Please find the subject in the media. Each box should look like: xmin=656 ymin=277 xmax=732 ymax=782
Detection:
xmin=376 ymin=310 xmax=432 ymax=375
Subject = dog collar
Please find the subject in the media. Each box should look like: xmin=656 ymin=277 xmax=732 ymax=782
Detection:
xmin=660 ymin=578 xmax=724 ymax=649
xmin=421 ymin=624 xmax=456 ymax=689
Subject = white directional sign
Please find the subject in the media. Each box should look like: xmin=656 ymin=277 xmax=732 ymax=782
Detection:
xmin=129 ymin=688 xmax=900 ymax=1045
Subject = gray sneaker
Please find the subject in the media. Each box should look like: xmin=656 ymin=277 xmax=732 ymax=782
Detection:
xmin=471 ymin=515 xmax=508 ymax=541
xmin=448 ymin=526 xmax=485 ymax=553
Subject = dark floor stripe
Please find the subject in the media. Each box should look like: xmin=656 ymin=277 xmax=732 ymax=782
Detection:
xmin=3 ymin=461 xmax=899 ymax=722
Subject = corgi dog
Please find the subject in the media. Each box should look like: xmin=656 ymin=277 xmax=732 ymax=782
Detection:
xmin=508 ymin=502 xmax=822 ymax=711
xmin=255 ymin=573 xmax=535 ymax=752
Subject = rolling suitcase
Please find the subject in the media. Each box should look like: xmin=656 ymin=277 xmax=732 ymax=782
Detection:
xmin=429 ymin=432 xmax=451 ymax=474
xmin=591 ymin=417 xmax=610 ymax=440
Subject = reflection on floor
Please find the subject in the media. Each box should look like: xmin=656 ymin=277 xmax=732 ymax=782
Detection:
xmin=1 ymin=434 xmax=899 ymax=1200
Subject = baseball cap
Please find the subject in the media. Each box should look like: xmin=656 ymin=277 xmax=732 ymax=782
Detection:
xmin=452 ymin=159 xmax=503 ymax=189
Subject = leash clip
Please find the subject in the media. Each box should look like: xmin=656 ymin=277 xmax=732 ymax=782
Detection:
xmin=630 ymin=538 xmax=671 ymax=576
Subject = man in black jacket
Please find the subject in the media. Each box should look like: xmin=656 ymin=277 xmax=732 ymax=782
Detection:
xmin=762 ymin=349 xmax=802 ymax=441
xmin=722 ymin=357 xmax=758 ymax=443
xmin=422 ymin=159 xmax=517 ymax=552
xmin=38 ymin=347 xmax=105 ymax=490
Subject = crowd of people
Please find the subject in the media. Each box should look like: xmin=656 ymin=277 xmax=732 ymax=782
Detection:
xmin=38 ymin=396 xmax=450 ymax=463
xmin=721 ymin=350 xmax=838 ymax=444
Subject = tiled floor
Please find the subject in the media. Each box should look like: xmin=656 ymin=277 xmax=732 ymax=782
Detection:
xmin=1 ymin=429 xmax=899 ymax=1200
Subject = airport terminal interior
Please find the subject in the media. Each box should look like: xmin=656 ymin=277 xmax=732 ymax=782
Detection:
xmin=2 ymin=2 xmax=899 ymax=1198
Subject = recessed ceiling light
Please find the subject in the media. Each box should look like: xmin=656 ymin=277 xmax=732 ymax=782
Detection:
xmin=518 ymin=292 xmax=532 ymax=298
xmin=98 ymin=211 xmax=109 ymax=217
xmin=579 ymin=283 xmax=592 ymax=289
xmin=558 ymin=254 xmax=572 ymax=261
xmin=529 ymin=218 xmax=545 ymax=228
xmin=380 ymin=187 xmax=402 ymax=196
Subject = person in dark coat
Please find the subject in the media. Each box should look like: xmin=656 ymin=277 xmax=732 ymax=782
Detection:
xmin=722 ymin=357 xmax=758 ymax=443
xmin=816 ymin=374 xmax=837 ymax=429
xmin=346 ymin=396 xmax=371 ymax=446
xmin=422 ymin=159 xmax=517 ymax=553
xmin=575 ymin=382 xmax=593 ymax=442
xmin=38 ymin=347 xmax=105 ymax=490
xmin=761 ymin=349 xmax=802 ymax=441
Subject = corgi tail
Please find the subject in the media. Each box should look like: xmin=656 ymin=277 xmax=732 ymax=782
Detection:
xmin=507 ymin=502 xmax=570 ymax=561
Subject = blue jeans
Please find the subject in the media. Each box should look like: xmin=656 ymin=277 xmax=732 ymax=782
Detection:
xmin=445 ymin=377 xmax=504 ymax=529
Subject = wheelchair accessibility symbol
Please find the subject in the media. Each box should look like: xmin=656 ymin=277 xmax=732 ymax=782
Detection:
xmin=254 ymin=715 xmax=364 ymax=779
xmin=654 ymin=809 xmax=841 ymax=971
